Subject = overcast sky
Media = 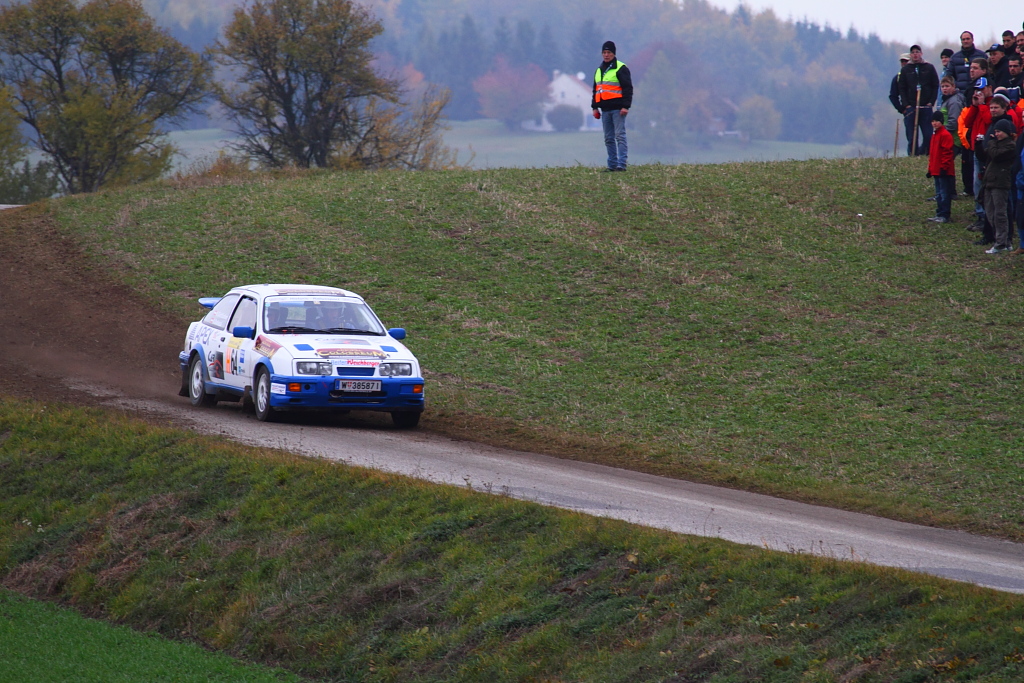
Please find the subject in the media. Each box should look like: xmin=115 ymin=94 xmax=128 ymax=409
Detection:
xmin=712 ymin=0 xmax=1022 ymax=47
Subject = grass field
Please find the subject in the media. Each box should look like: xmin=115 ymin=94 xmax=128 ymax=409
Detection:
xmin=0 ymin=589 xmax=300 ymax=682
xmin=5 ymin=398 xmax=1024 ymax=682
xmin=167 ymin=121 xmax=859 ymax=171
xmin=45 ymin=156 xmax=1024 ymax=541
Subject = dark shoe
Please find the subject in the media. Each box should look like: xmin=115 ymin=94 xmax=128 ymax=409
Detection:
xmin=615 ymin=166 xmax=627 ymax=171
xmin=974 ymin=238 xmax=995 ymax=245
xmin=1010 ymin=248 xmax=1024 ymax=255
xmin=966 ymin=221 xmax=983 ymax=232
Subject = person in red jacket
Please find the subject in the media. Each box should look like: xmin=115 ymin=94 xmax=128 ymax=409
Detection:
xmin=960 ymin=77 xmax=993 ymax=233
xmin=927 ymin=111 xmax=957 ymax=223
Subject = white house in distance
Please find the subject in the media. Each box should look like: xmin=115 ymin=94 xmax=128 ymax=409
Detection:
xmin=523 ymin=70 xmax=603 ymax=132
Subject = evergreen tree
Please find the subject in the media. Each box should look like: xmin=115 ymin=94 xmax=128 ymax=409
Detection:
xmin=492 ymin=17 xmax=511 ymax=62
xmin=446 ymin=14 xmax=486 ymax=119
xmin=569 ymin=19 xmax=602 ymax=76
xmin=511 ymin=19 xmax=536 ymax=66
xmin=535 ymin=24 xmax=562 ymax=75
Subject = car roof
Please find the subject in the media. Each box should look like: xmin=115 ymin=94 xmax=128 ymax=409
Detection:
xmin=229 ymin=284 xmax=363 ymax=301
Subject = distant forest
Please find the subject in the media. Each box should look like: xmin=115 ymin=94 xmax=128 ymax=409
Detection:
xmin=159 ymin=0 xmax=907 ymax=147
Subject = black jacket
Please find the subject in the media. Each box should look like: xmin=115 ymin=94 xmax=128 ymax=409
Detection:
xmin=950 ymin=46 xmax=986 ymax=93
xmin=591 ymin=59 xmax=633 ymax=111
xmin=977 ymin=118 xmax=1017 ymax=190
xmin=991 ymin=59 xmax=1011 ymax=89
xmin=899 ymin=61 xmax=939 ymax=110
xmin=889 ymin=73 xmax=903 ymax=112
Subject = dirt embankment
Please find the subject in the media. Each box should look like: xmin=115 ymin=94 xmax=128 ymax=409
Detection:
xmin=0 ymin=205 xmax=185 ymax=405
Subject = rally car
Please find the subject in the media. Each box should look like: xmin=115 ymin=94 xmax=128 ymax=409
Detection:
xmin=178 ymin=284 xmax=424 ymax=427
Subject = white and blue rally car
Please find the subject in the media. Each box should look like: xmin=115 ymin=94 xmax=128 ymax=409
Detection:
xmin=178 ymin=284 xmax=424 ymax=427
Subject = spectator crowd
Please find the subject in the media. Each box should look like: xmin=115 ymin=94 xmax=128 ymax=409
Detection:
xmin=888 ymin=27 xmax=1024 ymax=254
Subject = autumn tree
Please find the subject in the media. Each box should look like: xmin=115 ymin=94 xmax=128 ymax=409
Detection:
xmin=213 ymin=0 xmax=453 ymax=170
xmin=0 ymin=0 xmax=212 ymax=194
xmin=735 ymin=95 xmax=781 ymax=140
xmin=473 ymin=57 xmax=550 ymax=130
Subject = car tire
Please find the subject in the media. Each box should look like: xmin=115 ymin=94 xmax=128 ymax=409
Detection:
xmin=254 ymin=368 xmax=277 ymax=422
xmin=189 ymin=354 xmax=217 ymax=407
xmin=391 ymin=411 xmax=420 ymax=429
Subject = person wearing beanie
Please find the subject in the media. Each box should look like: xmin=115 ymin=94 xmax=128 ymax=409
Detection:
xmin=976 ymin=116 xmax=1018 ymax=252
xmin=927 ymin=109 xmax=956 ymax=224
xmin=592 ymin=40 xmax=633 ymax=171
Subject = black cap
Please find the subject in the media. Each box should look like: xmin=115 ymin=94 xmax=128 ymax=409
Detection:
xmin=941 ymin=48 xmax=954 ymax=58
xmin=932 ymin=110 xmax=945 ymax=122
xmin=602 ymin=41 xmax=616 ymax=54
xmin=994 ymin=118 xmax=1016 ymax=136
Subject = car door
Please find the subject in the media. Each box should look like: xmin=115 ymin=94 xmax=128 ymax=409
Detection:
xmin=223 ymin=295 xmax=259 ymax=391
xmin=199 ymin=293 xmax=240 ymax=386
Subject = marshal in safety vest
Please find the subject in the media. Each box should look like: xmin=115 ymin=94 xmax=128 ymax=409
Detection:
xmin=594 ymin=61 xmax=627 ymax=103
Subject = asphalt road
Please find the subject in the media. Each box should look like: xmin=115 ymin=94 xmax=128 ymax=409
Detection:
xmin=79 ymin=382 xmax=1024 ymax=595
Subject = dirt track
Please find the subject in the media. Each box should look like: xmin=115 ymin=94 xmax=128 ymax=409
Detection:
xmin=0 ymin=205 xmax=185 ymax=405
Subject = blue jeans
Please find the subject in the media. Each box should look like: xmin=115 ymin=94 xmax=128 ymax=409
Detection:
xmin=934 ymin=174 xmax=954 ymax=219
xmin=973 ymin=151 xmax=986 ymax=219
xmin=903 ymin=107 xmax=932 ymax=156
xmin=602 ymin=110 xmax=627 ymax=169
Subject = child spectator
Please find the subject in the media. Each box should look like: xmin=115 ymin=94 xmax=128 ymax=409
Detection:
xmin=976 ymin=118 xmax=1018 ymax=253
xmin=927 ymin=110 xmax=956 ymax=224
xmin=939 ymin=76 xmax=966 ymax=193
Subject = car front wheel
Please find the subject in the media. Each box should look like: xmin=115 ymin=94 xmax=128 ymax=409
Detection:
xmin=189 ymin=355 xmax=217 ymax=407
xmin=254 ymin=368 xmax=277 ymax=422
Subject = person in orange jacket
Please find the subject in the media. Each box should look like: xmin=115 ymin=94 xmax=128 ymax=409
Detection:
xmin=959 ymin=77 xmax=993 ymax=233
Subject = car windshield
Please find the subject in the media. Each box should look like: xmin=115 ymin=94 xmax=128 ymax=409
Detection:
xmin=263 ymin=296 xmax=385 ymax=335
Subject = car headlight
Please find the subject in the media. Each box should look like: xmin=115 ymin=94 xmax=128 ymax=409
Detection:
xmin=296 ymin=361 xmax=332 ymax=375
xmin=379 ymin=362 xmax=413 ymax=377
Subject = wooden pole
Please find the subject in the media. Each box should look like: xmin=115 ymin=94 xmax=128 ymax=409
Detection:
xmin=911 ymin=79 xmax=922 ymax=156
xmin=894 ymin=119 xmax=900 ymax=157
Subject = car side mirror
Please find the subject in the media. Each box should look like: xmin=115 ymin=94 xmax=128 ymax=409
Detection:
xmin=388 ymin=328 xmax=406 ymax=340
xmin=232 ymin=325 xmax=255 ymax=339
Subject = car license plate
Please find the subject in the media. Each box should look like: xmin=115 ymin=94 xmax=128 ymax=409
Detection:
xmin=336 ymin=379 xmax=381 ymax=392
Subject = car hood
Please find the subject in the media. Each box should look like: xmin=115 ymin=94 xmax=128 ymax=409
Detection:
xmin=263 ymin=334 xmax=415 ymax=361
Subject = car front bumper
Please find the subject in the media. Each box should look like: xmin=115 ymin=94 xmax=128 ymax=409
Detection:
xmin=267 ymin=374 xmax=425 ymax=413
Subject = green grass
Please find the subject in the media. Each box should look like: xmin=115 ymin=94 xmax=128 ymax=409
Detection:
xmin=0 ymin=589 xmax=301 ymax=682
xmin=5 ymin=398 xmax=1024 ymax=682
xmin=40 ymin=157 xmax=1024 ymax=540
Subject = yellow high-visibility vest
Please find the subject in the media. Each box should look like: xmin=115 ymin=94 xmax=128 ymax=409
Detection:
xmin=594 ymin=61 xmax=627 ymax=102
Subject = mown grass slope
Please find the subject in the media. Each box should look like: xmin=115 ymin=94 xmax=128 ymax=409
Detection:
xmin=48 ymin=158 xmax=1024 ymax=538
xmin=5 ymin=398 xmax=1024 ymax=682
xmin=0 ymin=588 xmax=301 ymax=682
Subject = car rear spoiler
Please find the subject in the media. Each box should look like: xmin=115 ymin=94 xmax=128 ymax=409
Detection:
xmin=198 ymin=297 xmax=221 ymax=309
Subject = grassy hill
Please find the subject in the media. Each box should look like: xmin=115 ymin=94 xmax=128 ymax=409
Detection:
xmin=46 ymin=157 xmax=1024 ymax=540
xmin=5 ymin=398 xmax=1024 ymax=682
